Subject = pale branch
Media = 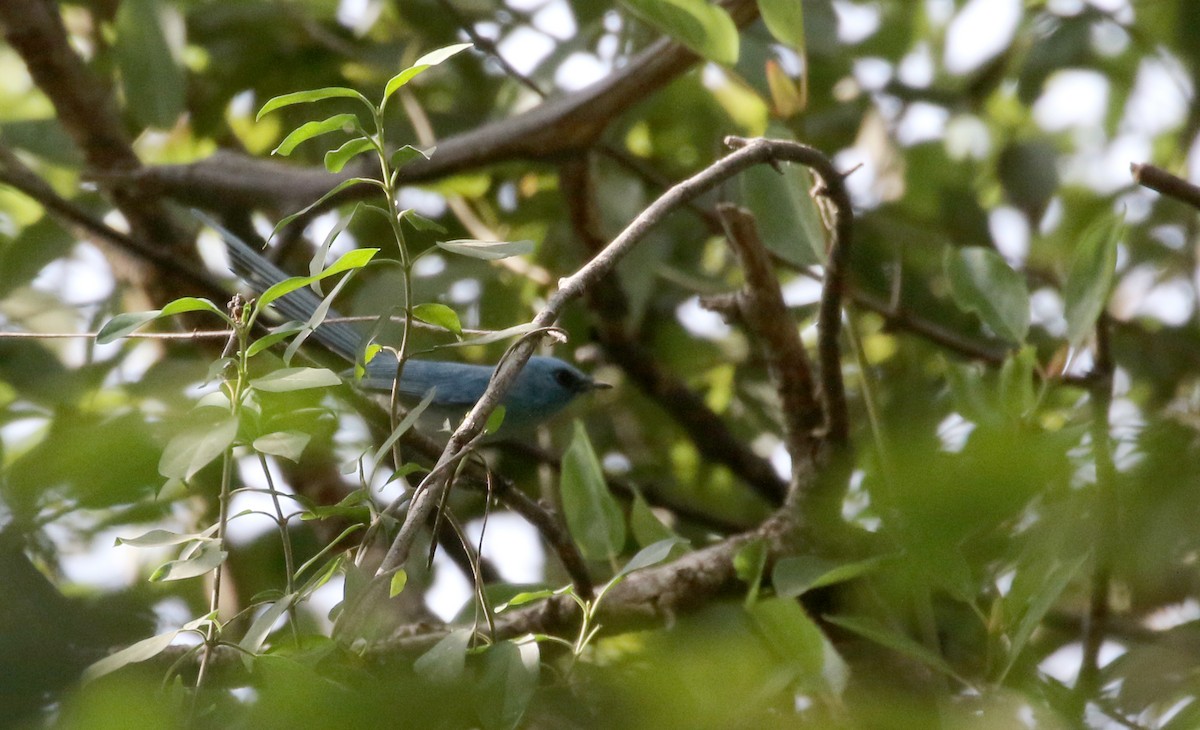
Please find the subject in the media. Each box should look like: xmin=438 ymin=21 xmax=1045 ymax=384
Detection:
xmin=716 ymin=204 xmax=822 ymax=489
xmin=378 ymin=137 xmax=854 ymax=578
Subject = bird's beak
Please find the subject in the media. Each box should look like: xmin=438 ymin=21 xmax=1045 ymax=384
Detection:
xmin=589 ymin=379 xmax=613 ymax=391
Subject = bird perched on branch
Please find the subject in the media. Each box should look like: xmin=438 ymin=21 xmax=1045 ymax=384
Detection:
xmin=208 ymin=217 xmax=608 ymax=432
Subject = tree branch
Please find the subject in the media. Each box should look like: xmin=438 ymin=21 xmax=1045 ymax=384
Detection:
xmin=378 ymin=137 xmax=851 ymax=578
xmin=1131 ymin=162 xmax=1200 ymax=210
xmin=716 ymin=203 xmax=822 ymax=489
xmin=105 ymin=0 xmax=762 ymax=215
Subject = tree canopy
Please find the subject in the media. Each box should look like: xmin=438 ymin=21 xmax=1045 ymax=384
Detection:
xmin=3 ymin=0 xmax=1200 ymax=727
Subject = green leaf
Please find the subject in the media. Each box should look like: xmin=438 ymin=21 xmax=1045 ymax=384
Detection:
xmin=999 ymin=345 xmax=1037 ymax=420
xmin=367 ymin=387 xmax=437 ymax=472
xmin=391 ymin=145 xmax=433 ymax=170
xmin=435 ymin=239 xmax=535 ymax=260
xmin=158 ymin=412 xmax=238 ymax=481
xmin=251 ymin=367 xmax=342 ymax=393
xmin=401 ymin=209 xmax=447 ymax=234
xmin=747 ymin=597 xmax=825 ymax=680
xmin=150 ymin=539 xmax=228 ymax=581
xmin=758 ymin=0 xmax=805 ymax=51
xmin=561 ymin=421 xmax=626 ymax=561
xmin=83 ymin=615 xmax=210 ymax=683
xmin=999 ymin=552 xmax=1088 ymax=681
xmin=389 ymin=569 xmax=408 ymax=598
xmin=269 ymin=178 xmax=384 ymax=239
xmin=484 ymin=406 xmax=507 ymax=435
xmin=256 ymin=247 xmax=378 ymax=310
xmin=252 ymin=431 xmax=311 ymax=461
xmin=1063 ymin=211 xmax=1123 ymax=347
xmin=97 ymin=297 xmax=230 ymax=344
xmin=619 ymin=0 xmax=739 ymax=65
xmin=825 ymin=614 xmax=968 ymax=685
xmin=630 ymin=489 xmax=677 ymax=546
xmin=412 ymin=303 xmax=463 ymax=335
xmin=413 ymin=628 xmax=472 ymax=684
xmin=96 ymin=311 xmax=162 ymax=344
xmin=272 ymin=113 xmax=363 ymax=156
xmin=612 ymin=537 xmax=685 ymax=582
xmin=239 ymin=594 xmax=296 ymax=655
xmin=382 ymin=43 xmax=473 ymax=102
xmin=741 ymin=160 xmax=825 ymax=266
xmin=257 ymin=87 xmax=373 ymax=121
xmin=944 ymin=247 xmax=1030 ymax=343
xmin=160 ymin=297 xmax=228 ymax=319
xmin=245 ymin=324 xmax=305 ymax=357
xmin=115 ymin=526 xmax=218 ymax=548
xmin=733 ymin=538 xmax=768 ymax=606
xmin=772 ymin=555 xmax=885 ymax=598
xmin=115 ymin=0 xmax=184 ymax=128
xmin=324 ymin=137 xmax=377 ymax=173
xmin=476 ymin=641 xmax=538 ymax=730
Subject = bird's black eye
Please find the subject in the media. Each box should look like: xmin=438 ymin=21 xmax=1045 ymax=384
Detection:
xmin=554 ymin=367 xmax=582 ymax=390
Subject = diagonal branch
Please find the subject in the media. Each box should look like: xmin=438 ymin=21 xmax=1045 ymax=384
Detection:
xmin=377 ymin=137 xmax=855 ymax=577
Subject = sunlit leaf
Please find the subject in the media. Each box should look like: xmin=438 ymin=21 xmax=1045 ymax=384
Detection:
xmin=383 ymin=43 xmax=473 ymax=102
xmin=272 ymin=113 xmax=363 ymax=156
xmin=620 ymin=0 xmax=739 ymax=64
xmin=257 ymin=87 xmax=372 ymax=120
xmin=412 ymin=302 xmax=463 ymax=335
xmin=758 ymin=0 xmax=805 ymax=50
xmin=324 ymin=137 xmax=377 ymax=173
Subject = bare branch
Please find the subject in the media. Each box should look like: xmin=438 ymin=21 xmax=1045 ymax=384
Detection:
xmin=717 ymin=204 xmax=822 ymax=489
xmin=1131 ymin=162 xmax=1200 ymax=210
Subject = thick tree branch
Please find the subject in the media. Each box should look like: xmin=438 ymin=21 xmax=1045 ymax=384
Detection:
xmin=0 ymin=0 xmax=185 ymax=248
xmin=107 ymin=0 xmax=762 ymax=215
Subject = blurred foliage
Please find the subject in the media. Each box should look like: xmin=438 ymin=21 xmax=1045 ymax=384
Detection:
xmin=3 ymin=0 xmax=1200 ymax=727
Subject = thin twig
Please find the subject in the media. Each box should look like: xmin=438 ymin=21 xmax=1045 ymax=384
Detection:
xmin=1077 ymin=313 xmax=1118 ymax=711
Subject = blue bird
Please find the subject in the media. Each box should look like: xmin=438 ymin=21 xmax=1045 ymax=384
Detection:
xmin=210 ymin=219 xmax=608 ymax=432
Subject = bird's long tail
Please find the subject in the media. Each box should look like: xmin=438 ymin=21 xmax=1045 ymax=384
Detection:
xmin=198 ymin=213 xmax=364 ymax=363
